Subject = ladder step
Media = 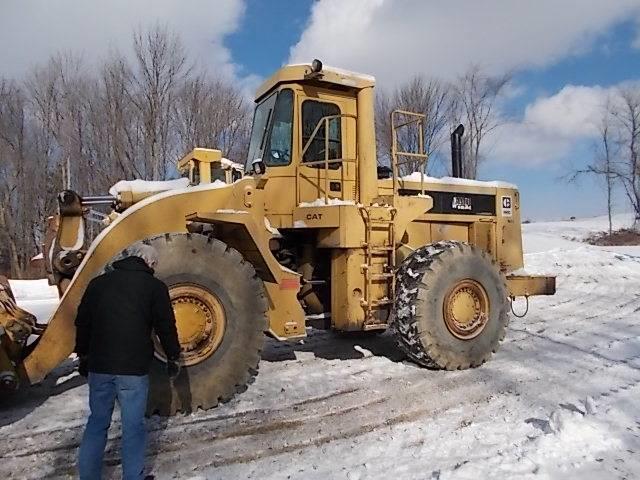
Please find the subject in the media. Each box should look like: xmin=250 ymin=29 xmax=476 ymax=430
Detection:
xmin=361 ymin=243 xmax=394 ymax=250
xmin=370 ymin=299 xmax=394 ymax=307
xmin=369 ymin=273 xmax=394 ymax=280
xmin=366 ymin=220 xmax=394 ymax=225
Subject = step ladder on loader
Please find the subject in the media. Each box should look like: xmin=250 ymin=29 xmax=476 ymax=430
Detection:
xmin=360 ymin=110 xmax=428 ymax=328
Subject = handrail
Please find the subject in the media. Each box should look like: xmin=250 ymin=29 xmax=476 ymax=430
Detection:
xmin=299 ymin=113 xmax=357 ymax=205
xmin=391 ymin=110 xmax=428 ymax=197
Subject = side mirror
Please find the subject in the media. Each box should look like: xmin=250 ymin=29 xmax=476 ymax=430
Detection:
xmin=251 ymin=158 xmax=266 ymax=175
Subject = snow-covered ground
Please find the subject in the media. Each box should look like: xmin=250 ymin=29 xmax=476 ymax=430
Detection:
xmin=1 ymin=214 xmax=640 ymax=479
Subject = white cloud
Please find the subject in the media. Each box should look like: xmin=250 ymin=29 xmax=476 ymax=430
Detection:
xmin=0 ymin=0 xmax=247 ymax=80
xmin=634 ymin=20 xmax=640 ymax=49
xmin=289 ymin=0 xmax=640 ymax=86
xmin=490 ymin=85 xmax=612 ymax=166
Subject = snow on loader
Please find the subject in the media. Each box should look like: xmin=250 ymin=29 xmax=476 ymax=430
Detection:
xmin=0 ymin=60 xmax=555 ymax=415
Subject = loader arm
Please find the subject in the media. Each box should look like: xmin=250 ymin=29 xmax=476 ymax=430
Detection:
xmin=22 ymin=177 xmax=294 ymax=384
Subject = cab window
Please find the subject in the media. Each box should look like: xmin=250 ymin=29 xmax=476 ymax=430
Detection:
xmin=211 ymin=165 xmax=226 ymax=183
xmin=264 ymin=89 xmax=294 ymax=166
xmin=302 ymin=100 xmax=341 ymax=168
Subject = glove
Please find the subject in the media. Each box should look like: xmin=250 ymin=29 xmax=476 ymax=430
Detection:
xmin=78 ymin=356 xmax=89 ymax=378
xmin=167 ymin=359 xmax=181 ymax=379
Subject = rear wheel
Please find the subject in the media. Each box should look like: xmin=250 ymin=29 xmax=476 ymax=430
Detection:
xmin=392 ymin=241 xmax=509 ymax=369
xmin=146 ymin=233 xmax=268 ymax=415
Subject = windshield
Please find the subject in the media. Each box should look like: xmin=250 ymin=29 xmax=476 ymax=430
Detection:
xmin=245 ymin=89 xmax=294 ymax=171
xmin=245 ymin=92 xmax=277 ymax=171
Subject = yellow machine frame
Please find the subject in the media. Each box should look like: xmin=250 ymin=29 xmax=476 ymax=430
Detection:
xmin=0 ymin=61 xmax=554 ymax=394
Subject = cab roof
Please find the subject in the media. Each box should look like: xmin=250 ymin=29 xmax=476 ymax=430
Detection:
xmin=254 ymin=63 xmax=376 ymax=102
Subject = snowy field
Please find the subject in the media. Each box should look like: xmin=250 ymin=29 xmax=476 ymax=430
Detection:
xmin=1 ymin=214 xmax=640 ymax=479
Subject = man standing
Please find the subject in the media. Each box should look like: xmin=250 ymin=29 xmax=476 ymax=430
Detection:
xmin=75 ymin=243 xmax=181 ymax=480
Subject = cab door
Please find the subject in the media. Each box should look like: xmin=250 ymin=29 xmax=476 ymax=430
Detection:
xmin=296 ymin=89 xmax=357 ymax=205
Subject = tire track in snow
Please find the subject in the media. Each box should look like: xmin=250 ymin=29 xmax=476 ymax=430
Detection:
xmin=1 ymin=363 xmax=514 ymax=479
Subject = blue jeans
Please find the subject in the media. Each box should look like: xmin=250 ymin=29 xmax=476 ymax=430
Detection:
xmin=78 ymin=373 xmax=149 ymax=480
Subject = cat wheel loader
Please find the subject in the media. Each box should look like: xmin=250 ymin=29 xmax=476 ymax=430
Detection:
xmin=0 ymin=60 xmax=555 ymax=415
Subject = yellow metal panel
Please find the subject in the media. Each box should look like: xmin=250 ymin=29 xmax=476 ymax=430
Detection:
xmin=264 ymin=176 xmax=297 ymax=216
xmin=496 ymin=189 xmax=524 ymax=271
xmin=177 ymin=148 xmax=222 ymax=169
xmin=263 ymin=281 xmax=306 ymax=340
xmin=293 ymin=206 xmax=341 ymax=228
xmin=507 ymin=275 xmax=556 ymax=297
xmin=331 ymin=249 xmax=366 ymax=330
xmin=356 ymin=86 xmax=378 ymax=204
xmin=430 ymin=223 xmax=469 ymax=243
xmin=469 ymin=221 xmax=496 ymax=257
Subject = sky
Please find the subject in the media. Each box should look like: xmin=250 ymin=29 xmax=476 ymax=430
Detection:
xmin=2 ymin=0 xmax=640 ymax=220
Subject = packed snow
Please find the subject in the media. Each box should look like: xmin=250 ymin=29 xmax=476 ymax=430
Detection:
xmin=108 ymin=178 xmax=190 ymax=197
xmin=286 ymin=63 xmax=376 ymax=84
xmin=299 ymin=198 xmax=357 ymax=207
xmin=401 ymin=172 xmax=517 ymax=189
xmin=220 ymin=158 xmax=244 ymax=171
xmin=2 ymin=214 xmax=640 ymax=479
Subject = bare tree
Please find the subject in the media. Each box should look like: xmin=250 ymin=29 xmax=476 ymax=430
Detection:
xmin=0 ymin=26 xmax=252 ymax=278
xmin=451 ymin=65 xmax=511 ymax=179
xmin=600 ymin=112 xmax=616 ymax=235
xmin=173 ymin=73 xmax=252 ymax=162
xmin=610 ymin=87 xmax=640 ymax=230
xmin=129 ymin=25 xmax=189 ymax=180
xmin=0 ymin=79 xmax=47 ymax=277
xmin=569 ymin=99 xmax=618 ymax=234
xmin=375 ymin=76 xmax=452 ymax=175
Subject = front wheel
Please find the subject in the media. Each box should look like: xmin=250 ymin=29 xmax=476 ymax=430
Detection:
xmin=392 ymin=241 xmax=509 ymax=369
xmin=146 ymin=233 xmax=268 ymax=415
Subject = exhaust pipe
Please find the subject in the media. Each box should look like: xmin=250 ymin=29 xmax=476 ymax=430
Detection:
xmin=451 ymin=124 xmax=465 ymax=178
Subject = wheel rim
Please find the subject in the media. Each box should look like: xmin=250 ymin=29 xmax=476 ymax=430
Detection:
xmin=153 ymin=284 xmax=226 ymax=366
xmin=443 ymin=279 xmax=490 ymax=340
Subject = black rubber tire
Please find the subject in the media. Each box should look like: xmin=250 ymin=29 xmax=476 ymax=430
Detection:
xmin=392 ymin=241 xmax=509 ymax=370
xmin=146 ymin=233 xmax=268 ymax=415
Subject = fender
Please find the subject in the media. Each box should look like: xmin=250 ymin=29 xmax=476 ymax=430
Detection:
xmin=22 ymin=178 xmax=303 ymax=384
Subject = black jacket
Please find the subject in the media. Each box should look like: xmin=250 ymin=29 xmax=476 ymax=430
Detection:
xmin=74 ymin=256 xmax=181 ymax=375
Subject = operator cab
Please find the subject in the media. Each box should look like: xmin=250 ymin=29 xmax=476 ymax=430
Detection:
xmin=244 ymin=60 xmax=377 ymax=227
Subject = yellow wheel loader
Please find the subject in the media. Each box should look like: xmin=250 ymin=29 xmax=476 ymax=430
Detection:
xmin=0 ymin=60 xmax=555 ymax=415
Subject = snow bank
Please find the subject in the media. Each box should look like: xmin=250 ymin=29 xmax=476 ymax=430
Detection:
xmin=299 ymin=198 xmax=356 ymax=207
xmin=522 ymin=213 xmax=636 ymax=254
xmin=401 ymin=172 xmax=517 ymax=189
xmin=108 ymin=178 xmax=190 ymax=197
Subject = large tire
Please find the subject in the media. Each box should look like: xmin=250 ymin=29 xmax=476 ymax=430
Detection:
xmin=146 ymin=233 xmax=268 ymax=415
xmin=392 ymin=241 xmax=509 ymax=369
